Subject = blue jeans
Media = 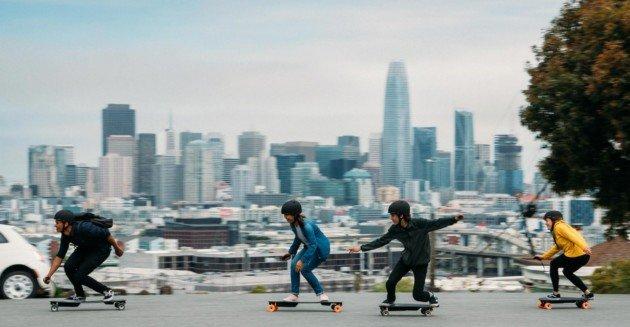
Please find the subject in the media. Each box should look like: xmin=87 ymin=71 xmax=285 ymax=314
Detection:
xmin=290 ymin=248 xmax=325 ymax=295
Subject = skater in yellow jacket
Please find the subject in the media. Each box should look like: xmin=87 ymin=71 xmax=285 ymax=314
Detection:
xmin=534 ymin=211 xmax=594 ymax=300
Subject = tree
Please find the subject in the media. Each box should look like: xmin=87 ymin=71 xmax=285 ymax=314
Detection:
xmin=521 ymin=0 xmax=629 ymax=238
xmin=591 ymin=260 xmax=630 ymax=293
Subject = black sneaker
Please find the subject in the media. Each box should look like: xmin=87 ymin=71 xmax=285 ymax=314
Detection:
xmin=546 ymin=293 xmax=561 ymax=299
xmin=381 ymin=299 xmax=395 ymax=306
xmin=65 ymin=294 xmax=86 ymax=302
xmin=103 ymin=290 xmax=115 ymax=302
xmin=428 ymin=292 xmax=439 ymax=307
xmin=583 ymin=292 xmax=594 ymax=300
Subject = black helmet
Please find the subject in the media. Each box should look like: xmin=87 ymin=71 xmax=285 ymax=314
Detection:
xmin=53 ymin=210 xmax=75 ymax=222
xmin=388 ymin=200 xmax=410 ymax=218
xmin=543 ymin=210 xmax=563 ymax=221
xmin=281 ymin=200 xmax=302 ymax=216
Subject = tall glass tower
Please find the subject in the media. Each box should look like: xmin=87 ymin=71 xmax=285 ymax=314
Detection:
xmin=381 ymin=61 xmax=411 ymax=188
xmin=454 ymin=110 xmax=475 ymax=190
xmin=102 ymin=104 xmax=135 ymax=156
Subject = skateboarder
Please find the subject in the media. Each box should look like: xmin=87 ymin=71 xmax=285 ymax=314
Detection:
xmin=43 ymin=210 xmax=124 ymax=302
xmin=533 ymin=210 xmax=594 ymax=300
xmin=280 ymin=200 xmax=331 ymax=303
xmin=348 ymin=200 xmax=463 ymax=306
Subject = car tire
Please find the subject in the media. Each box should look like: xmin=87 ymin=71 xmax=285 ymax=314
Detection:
xmin=1 ymin=270 xmax=37 ymax=299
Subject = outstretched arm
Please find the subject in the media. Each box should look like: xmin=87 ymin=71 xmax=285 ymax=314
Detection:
xmin=423 ymin=215 xmax=463 ymax=232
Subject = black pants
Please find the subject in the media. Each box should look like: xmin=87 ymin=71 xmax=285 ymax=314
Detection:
xmin=550 ymin=254 xmax=590 ymax=292
xmin=64 ymin=246 xmax=111 ymax=297
xmin=386 ymin=259 xmax=431 ymax=303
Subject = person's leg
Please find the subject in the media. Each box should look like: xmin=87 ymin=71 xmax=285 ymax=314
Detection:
xmin=549 ymin=255 xmax=566 ymax=295
xmin=63 ymin=248 xmax=87 ymax=297
xmin=289 ymin=250 xmax=305 ymax=296
xmin=72 ymin=247 xmax=111 ymax=295
xmin=300 ymin=257 xmax=325 ymax=295
xmin=411 ymin=263 xmax=431 ymax=302
xmin=561 ymin=255 xmax=590 ymax=292
xmin=385 ymin=259 xmax=411 ymax=303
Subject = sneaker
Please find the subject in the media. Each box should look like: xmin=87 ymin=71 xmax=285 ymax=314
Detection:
xmin=381 ymin=299 xmax=395 ymax=305
xmin=103 ymin=290 xmax=115 ymax=302
xmin=428 ymin=292 xmax=439 ymax=307
xmin=318 ymin=293 xmax=330 ymax=303
xmin=583 ymin=292 xmax=594 ymax=300
xmin=546 ymin=293 xmax=561 ymax=299
xmin=282 ymin=294 xmax=299 ymax=302
xmin=65 ymin=294 xmax=86 ymax=302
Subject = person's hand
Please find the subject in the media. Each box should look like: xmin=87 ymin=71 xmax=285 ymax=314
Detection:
xmin=295 ymin=260 xmax=303 ymax=272
xmin=43 ymin=276 xmax=51 ymax=284
xmin=455 ymin=215 xmax=464 ymax=222
xmin=533 ymin=255 xmax=542 ymax=261
xmin=115 ymin=247 xmax=124 ymax=257
xmin=584 ymin=247 xmax=592 ymax=255
xmin=281 ymin=253 xmax=292 ymax=261
xmin=347 ymin=245 xmax=361 ymax=253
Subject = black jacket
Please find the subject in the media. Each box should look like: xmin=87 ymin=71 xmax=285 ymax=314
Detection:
xmin=360 ymin=217 xmax=457 ymax=266
xmin=56 ymin=221 xmax=111 ymax=259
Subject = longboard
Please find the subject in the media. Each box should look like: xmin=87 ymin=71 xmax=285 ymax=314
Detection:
xmin=267 ymin=300 xmax=343 ymax=313
xmin=50 ymin=298 xmax=126 ymax=312
xmin=379 ymin=303 xmax=436 ymax=316
xmin=537 ymin=296 xmax=591 ymax=310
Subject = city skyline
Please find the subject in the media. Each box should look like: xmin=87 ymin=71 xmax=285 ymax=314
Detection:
xmin=0 ymin=1 xmax=567 ymax=183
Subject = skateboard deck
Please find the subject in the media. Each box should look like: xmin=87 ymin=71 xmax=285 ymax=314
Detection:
xmin=50 ymin=298 xmax=126 ymax=311
xmin=267 ymin=300 xmax=343 ymax=313
xmin=537 ymin=297 xmax=591 ymax=310
xmin=379 ymin=303 xmax=436 ymax=316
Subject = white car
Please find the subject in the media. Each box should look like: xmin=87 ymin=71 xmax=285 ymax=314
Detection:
xmin=0 ymin=225 xmax=51 ymax=299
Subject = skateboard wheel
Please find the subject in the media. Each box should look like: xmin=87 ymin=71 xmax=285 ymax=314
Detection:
xmin=332 ymin=304 xmax=342 ymax=313
xmin=543 ymin=302 xmax=552 ymax=310
xmin=536 ymin=299 xmax=542 ymax=308
xmin=421 ymin=308 xmax=432 ymax=316
xmin=380 ymin=309 xmax=389 ymax=316
xmin=266 ymin=304 xmax=278 ymax=312
xmin=580 ymin=301 xmax=591 ymax=310
xmin=50 ymin=304 xmax=59 ymax=312
xmin=115 ymin=302 xmax=125 ymax=311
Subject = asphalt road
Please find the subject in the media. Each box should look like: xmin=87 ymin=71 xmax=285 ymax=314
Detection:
xmin=1 ymin=292 xmax=627 ymax=327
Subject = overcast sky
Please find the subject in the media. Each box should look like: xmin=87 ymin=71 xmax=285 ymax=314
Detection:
xmin=0 ymin=0 xmax=567 ymax=184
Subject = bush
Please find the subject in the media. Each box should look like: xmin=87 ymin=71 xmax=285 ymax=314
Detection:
xmin=372 ymin=277 xmax=414 ymax=292
xmin=591 ymin=260 xmax=630 ymax=294
xmin=250 ymin=285 xmax=268 ymax=294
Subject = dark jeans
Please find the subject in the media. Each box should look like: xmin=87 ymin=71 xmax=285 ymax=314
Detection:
xmin=550 ymin=254 xmax=590 ymax=292
xmin=64 ymin=246 xmax=111 ymax=297
xmin=386 ymin=259 xmax=431 ymax=303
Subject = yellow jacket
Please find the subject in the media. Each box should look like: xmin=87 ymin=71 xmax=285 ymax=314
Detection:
xmin=541 ymin=220 xmax=589 ymax=259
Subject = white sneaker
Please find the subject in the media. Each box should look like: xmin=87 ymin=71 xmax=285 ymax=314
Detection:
xmin=283 ymin=294 xmax=299 ymax=302
xmin=318 ymin=293 xmax=330 ymax=302
xmin=103 ymin=290 xmax=115 ymax=302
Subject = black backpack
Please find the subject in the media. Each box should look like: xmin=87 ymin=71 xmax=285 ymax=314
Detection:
xmin=75 ymin=212 xmax=113 ymax=229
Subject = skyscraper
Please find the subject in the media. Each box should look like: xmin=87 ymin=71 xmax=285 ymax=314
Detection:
xmin=28 ymin=145 xmax=63 ymax=197
xmin=152 ymin=155 xmax=183 ymax=207
xmin=238 ymin=131 xmax=266 ymax=164
xmin=315 ymin=145 xmax=343 ymax=178
xmin=206 ymin=133 xmax=225 ymax=186
xmin=269 ymin=141 xmax=318 ymax=161
xmin=291 ymin=162 xmax=320 ymax=196
xmin=494 ymin=134 xmax=523 ymax=195
xmin=475 ymin=143 xmax=491 ymax=192
xmin=381 ymin=61 xmax=412 ymax=188
xmin=367 ymin=133 xmax=382 ymax=164
xmin=180 ymin=132 xmax=202 ymax=153
xmin=454 ymin=110 xmax=475 ymax=190
xmin=164 ymin=112 xmax=177 ymax=157
xmin=102 ymin=104 xmax=135 ymax=155
xmin=275 ymin=154 xmax=304 ymax=194
xmin=231 ymin=165 xmax=254 ymax=204
xmin=412 ymin=127 xmax=437 ymax=180
xmin=107 ymin=135 xmax=136 ymax=192
xmin=435 ymin=150 xmax=452 ymax=189
xmin=137 ymin=133 xmax=156 ymax=195
xmin=222 ymin=158 xmax=239 ymax=183
xmin=99 ymin=153 xmax=133 ymax=198
xmin=183 ymin=140 xmax=215 ymax=203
